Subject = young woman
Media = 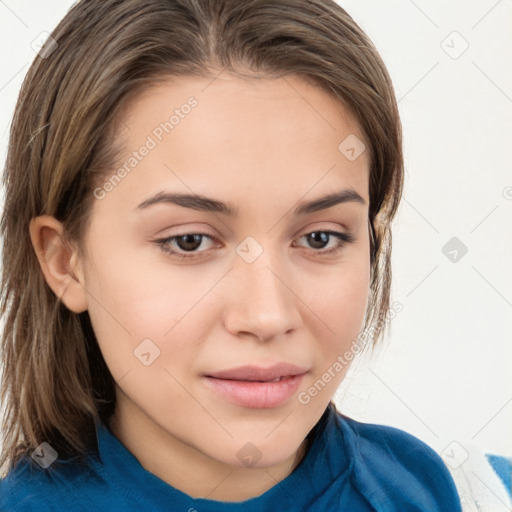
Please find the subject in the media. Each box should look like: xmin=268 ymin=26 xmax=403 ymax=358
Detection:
xmin=0 ymin=0 xmax=462 ymax=510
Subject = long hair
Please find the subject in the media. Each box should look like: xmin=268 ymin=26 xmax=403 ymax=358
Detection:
xmin=0 ymin=0 xmax=403 ymax=475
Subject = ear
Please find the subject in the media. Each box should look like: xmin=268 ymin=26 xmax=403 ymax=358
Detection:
xmin=29 ymin=215 xmax=88 ymax=313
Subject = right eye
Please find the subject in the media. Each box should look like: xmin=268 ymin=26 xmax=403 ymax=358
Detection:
xmin=154 ymin=233 xmax=220 ymax=259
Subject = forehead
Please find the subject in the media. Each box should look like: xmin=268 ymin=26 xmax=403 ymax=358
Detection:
xmin=99 ymin=73 xmax=370 ymax=214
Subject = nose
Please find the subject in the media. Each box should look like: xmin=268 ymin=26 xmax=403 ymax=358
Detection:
xmin=222 ymin=243 xmax=302 ymax=343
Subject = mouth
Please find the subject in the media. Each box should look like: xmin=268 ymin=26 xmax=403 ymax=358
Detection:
xmin=232 ymin=376 xmax=287 ymax=382
xmin=205 ymin=363 xmax=309 ymax=382
xmin=202 ymin=363 xmax=309 ymax=409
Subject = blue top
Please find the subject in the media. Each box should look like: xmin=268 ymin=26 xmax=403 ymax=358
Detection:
xmin=0 ymin=404 xmax=461 ymax=511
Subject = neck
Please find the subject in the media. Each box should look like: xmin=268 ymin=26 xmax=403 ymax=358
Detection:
xmin=108 ymin=395 xmax=309 ymax=502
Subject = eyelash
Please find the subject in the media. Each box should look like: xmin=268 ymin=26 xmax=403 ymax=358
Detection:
xmin=154 ymin=230 xmax=354 ymax=260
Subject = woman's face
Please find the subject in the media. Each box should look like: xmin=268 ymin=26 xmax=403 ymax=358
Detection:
xmin=80 ymin=73 xmax=370 ymax=470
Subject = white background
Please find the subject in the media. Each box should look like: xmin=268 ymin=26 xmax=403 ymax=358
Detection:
xmin=0 ymin=0 xmax=511 ymax=458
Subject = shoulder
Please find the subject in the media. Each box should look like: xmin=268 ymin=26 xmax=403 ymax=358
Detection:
xmin=336 ymin=412 xmax=462 ymax=511
xmin=0 ymin=455 xmax=110 ymax=512
xmin=340 ymin=413 xmax=447 ymax=467
xmin=0 ymin=458 xmax=59 ymax=511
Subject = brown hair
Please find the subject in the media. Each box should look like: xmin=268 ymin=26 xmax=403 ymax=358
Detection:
xmin=0 ymin=0 xmax=403 ymax=476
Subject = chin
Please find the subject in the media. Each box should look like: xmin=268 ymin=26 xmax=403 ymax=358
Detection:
xmin=211 ymin=435 xmax=305 ymax=470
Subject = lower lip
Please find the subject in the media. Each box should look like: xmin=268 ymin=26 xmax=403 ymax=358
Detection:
xmin=203 ymin=374 xmax=306 ymax=409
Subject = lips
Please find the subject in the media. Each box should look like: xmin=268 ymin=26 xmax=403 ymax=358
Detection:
xmin=203 ymin=363 xmax=309 ymax=408
xmin=205 ymin=363 xmax=309 ymax=382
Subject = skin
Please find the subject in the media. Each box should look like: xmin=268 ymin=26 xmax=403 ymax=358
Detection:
xmin=30 ymin=73 xmax=371 ymax=501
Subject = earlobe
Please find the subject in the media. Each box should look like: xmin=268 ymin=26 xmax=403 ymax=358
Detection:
xmin=29 ymin=215 xmax=89 ymax=313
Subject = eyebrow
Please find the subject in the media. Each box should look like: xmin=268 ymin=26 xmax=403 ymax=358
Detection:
xmin=136 ymin=188 xmax=366 ymax=216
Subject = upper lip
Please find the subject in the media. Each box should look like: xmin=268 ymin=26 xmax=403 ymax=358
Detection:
xmin=205 ymin=363 xmax=309 ymax=382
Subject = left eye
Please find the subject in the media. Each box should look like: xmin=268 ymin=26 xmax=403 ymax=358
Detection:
xmin=294 ymin=230 xmax=354 ymax=253
xmin=154 ymin=230 xmax=354 ymax=259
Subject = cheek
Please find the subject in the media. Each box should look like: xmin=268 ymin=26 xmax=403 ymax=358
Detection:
xmin=301 ymin=258 xmax=370 ymax=393
xmin=294 ymin=260 xmax=369 ymax=415
xmin=83 ymin=248 xmax=216 ymax=375
xmin=308 ymin=255 xmax=370 ymax=340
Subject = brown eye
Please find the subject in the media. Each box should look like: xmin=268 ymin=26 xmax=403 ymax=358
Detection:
xmin=305 ymin=231 xmax=330 ymax=249
xmin=154 ymin=233 xmax=218 ymax=259
xmin=174 ymin=234 xmax=204 ymax=252
xmin=294 ymin=230 xmax=354 ymax=255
